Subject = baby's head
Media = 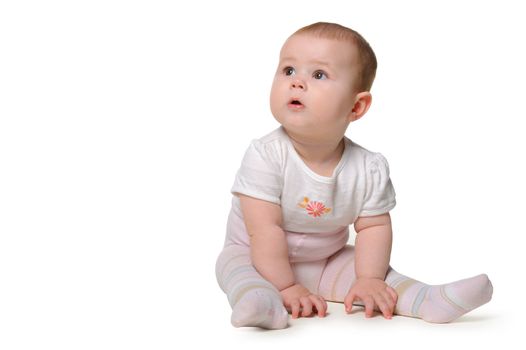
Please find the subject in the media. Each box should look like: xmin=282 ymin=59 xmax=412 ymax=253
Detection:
xmin=293 ymin=22 xmax=377 ymax=92
xmin=270 ymin=22 xmax=377 ymax=145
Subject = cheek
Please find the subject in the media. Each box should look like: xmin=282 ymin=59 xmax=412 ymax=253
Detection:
xmin=329 ymin=88 xmax=354 ymax=115
xmin=270 ymin=79 xmax=287 ymax=103
xmin=269 ymin=82 xmax=283 ymax=117
xmin=312 ymin=92 xmax=341 ymax=113
xmin=313 ymin=92 xmax=353 ymax=122
xmin=269 ymin=86 xmax=279 ymax=111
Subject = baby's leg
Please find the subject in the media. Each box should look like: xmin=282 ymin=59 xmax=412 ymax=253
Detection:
xmin=318 ymin=245 xmax=493 ymax=323
xmin=290 ymin=259 xmax=328 ymax=295
xmin=215 ymin=244 xmax=288 ymax=329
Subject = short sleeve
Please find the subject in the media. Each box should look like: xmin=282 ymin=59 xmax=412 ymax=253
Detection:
xmin=230 ymin=140 xmax=283 ymax=205
xmin=358 ymin=153 xmax=396 ymax=217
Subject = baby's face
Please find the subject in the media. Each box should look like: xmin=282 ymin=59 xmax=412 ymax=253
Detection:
xmin=270 ymin=34 xmax=360 ymax=144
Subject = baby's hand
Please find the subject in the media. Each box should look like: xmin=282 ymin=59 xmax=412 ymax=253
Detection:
xmin=279 ymin=283 xmax=327 ymax=319
xmin=344 ymin=278 xmax=398 ymax=319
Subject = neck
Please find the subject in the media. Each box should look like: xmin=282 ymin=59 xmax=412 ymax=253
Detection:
xmin=285 ymin=130 xmax=345 ymax=166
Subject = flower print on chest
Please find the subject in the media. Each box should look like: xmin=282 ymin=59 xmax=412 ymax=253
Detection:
xmin=298 ymin=197 xmax=332 ymax=218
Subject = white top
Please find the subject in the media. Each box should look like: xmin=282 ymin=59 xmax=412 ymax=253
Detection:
xmin=231 ymin=127 xmax=396 ymax=234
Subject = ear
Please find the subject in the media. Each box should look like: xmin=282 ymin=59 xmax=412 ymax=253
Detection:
xmin=348 ymin=92 xmax=372 ymax=122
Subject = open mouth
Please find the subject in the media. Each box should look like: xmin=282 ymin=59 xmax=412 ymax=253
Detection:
xmin=288 ymin=99 xmax=304 ymax=108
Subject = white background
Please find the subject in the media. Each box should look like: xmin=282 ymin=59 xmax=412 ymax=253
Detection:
xmin=1 ymin=0 xmax=525 ymax=349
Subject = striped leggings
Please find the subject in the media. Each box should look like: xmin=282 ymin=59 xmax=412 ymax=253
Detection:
xmin=216 ymin=206 xmax=493 ymax=324
xmin=215 ymin=205 xmax=405 ymax=310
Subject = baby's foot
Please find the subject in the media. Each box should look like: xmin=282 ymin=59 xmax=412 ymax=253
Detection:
xmin=417 ymin=274 xmax=493 ymax=323
xmin=231 ymin=289 xmax=288 ymax=329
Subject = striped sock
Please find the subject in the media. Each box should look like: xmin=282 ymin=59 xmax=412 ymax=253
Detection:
xmin=216 ymin=245 xmax=288 ymax=329
xmin=230 ymin=288 xmax=288 ymax=329
xmin=386 ymin=270 xmax=493 ymax=323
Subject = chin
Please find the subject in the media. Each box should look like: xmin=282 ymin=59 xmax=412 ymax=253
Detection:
xmin=281 ymin=125 xmax=312 ymax=141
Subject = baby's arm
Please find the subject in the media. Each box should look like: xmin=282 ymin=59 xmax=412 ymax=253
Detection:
xmin=345 ymin=213 xmax=398 ymax=318
xmin=238 ymin=194 xmax=294 ymax=290
xmin=238 ymin=194 xmax=327 ymax=318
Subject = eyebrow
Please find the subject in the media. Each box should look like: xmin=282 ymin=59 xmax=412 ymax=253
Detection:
xmin=280 ymin=57 xmax=332 ymax=68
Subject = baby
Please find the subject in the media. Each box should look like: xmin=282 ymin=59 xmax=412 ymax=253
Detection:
xmin=215 ymin=22 xmax=493 ymax=329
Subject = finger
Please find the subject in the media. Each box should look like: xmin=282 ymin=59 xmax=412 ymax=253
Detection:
xmin=300 ymin=296 xmax=313 ymax=317
xmin=363 ymin=296 xmax=375 ymax=318
xmin=381 ymin=290 xmax=396 ymax=314
xmin=386 ymin=286 xmax=398 ymax=304
xmin=374 ymin=293 xmax=392 ymax=319
xmin=310 ymin=295 xmax=326 ymax=317
xmin=320 ymin=296 xmax=328 ymax=314
xmin=291 ymin=300 xmax=301 ymax=319
xmin=344 ymin=292 xmax=356 ymax=314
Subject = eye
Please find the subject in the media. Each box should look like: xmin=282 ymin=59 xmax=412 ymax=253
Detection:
xmin=313 ymin=70 xmax=327 ymax=80
xmin=283 ymin=66 xmax=295 ymax=76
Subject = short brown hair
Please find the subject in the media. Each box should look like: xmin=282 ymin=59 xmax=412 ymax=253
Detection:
xmin=293 ymin=22 xmax=377 ymax=92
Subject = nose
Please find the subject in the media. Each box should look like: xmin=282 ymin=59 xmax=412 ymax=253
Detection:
xmin=291 ymin=78 xmax=306 ymax=90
